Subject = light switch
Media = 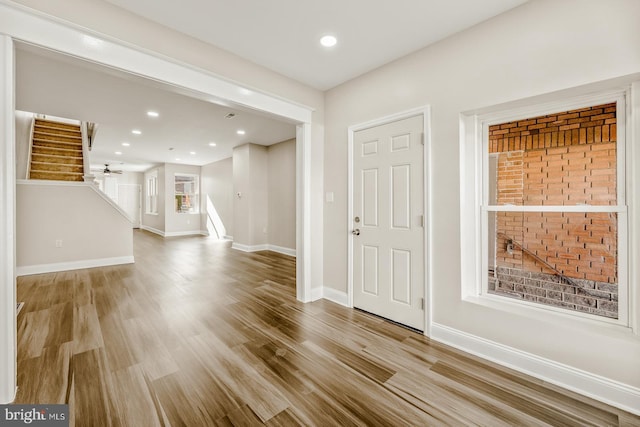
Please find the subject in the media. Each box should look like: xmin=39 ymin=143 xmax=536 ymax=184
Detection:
xmin=325 ymin=192 xmax=334 ymax=203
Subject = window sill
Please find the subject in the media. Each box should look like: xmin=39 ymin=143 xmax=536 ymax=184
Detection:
xmin=462 ymin=294 xmax=633 ymax=334
xmin=145 ymin=212 xmax=159 ymax=216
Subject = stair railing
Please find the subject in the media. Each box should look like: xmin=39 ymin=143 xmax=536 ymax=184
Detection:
xmin=25 ymin=116 xmax=35 ymax=179
xmin=495 ymin=231 xmax=616 ymax=299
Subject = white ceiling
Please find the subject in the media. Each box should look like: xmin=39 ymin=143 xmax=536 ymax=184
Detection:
xmin=15 ymin=45 xmax=296 ymax=172
xmin=104 ymin=0 xmax=528 ymax=90
xmin=14 ymin=1 xmax=529 ymax=173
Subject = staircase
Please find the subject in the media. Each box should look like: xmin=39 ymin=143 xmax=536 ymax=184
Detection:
xmin=29 ymin=119 xmax=84 ymax=182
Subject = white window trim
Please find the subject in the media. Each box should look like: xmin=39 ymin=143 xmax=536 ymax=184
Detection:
xmin=461 ymin=87 xmax=637 ymax=332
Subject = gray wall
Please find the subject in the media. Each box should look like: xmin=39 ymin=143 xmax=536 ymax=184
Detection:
xmin=17 ymin=183 xmax=133 ymax=269
xmin=201 ymin=157 xmax=233 ymax=238
xmin=202 ymin=139 xmax=296 ymax=250
xmin=268 ymin=139 xmax=296 ymax=250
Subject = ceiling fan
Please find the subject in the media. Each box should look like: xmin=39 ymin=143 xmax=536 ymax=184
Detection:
xmin=91 ymin=164 xmax=123 ymax=176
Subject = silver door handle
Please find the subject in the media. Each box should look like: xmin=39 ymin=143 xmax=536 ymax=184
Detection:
xmin=352 ymin=229 xmax=360 ymax=236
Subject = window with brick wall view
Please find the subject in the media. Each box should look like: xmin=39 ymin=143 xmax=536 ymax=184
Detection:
xmin=486 ymin=102 xmax=623 ymax=320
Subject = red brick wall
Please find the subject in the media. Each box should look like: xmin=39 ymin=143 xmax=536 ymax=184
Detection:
xmin=490 ymin=103 xmax=617 ymax=284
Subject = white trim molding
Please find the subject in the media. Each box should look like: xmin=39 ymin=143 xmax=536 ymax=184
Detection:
xmin=322 ymin=287 xmax=349 ymax=307
xmin=16 ymin=256 xmax=135 ymax=277
xmin=164 ymin=230 xmax=208 ymax=237
xmin=232 ymin=243 xmax=269 ymax=253
xmin=266 ymin=244 xmax=296 ymax=257
xmin=431 ymin=323 xmax=640 ymax=416
xmin=232 ymin=243 xmax=296 ymax=257
xmin=0 ymin=34 xmax=16 ymax=404
xmin=140 ymin=225 xmax=165 ymax=237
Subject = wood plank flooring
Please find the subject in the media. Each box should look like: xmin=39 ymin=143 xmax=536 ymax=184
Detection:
xmin=14 ymin=230 xmax=640 ymax=426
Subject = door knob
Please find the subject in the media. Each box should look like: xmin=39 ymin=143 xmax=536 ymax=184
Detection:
xmin=352 ymin=229 xmax=360 ymax=236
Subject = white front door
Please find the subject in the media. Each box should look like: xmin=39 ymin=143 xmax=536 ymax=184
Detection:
xmin=353 ymin=114 xmax=425 ymax=330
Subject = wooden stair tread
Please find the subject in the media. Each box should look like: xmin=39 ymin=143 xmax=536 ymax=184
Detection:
xmin=33 ymin=139 xmax=82 ymax=147
xmin=34 ymin=119 xmax=81 ymax=130
xmin=31 ymin=153 xmax=83 ymax=161
xmin=31 ymin=160 xmax=83 ymax=167
xmin=32 ymin=146 xmax=82 ymax=153
xmin=29 ymin=169 xmax=83 ymax=175
xmin=33 ymin=131 xmax=82 ymax=140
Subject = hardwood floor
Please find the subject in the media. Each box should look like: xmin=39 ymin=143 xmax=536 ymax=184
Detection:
xmin=14 ymin=230 xmax=639 ymax=426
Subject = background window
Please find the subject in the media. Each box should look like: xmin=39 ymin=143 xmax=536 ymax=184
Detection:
xmin=175 ymin=174 xmax=199 ymax=213
xmin=146 ymin=172 xmax=158 ymax=214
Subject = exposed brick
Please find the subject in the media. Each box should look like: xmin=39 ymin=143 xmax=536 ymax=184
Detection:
xmin=492 ymin=103 xmax=618 ymax=318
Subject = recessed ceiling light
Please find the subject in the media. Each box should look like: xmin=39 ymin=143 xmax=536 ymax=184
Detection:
xmin=131 ymin=129 xmax=141 ymax=135
xmin=209 ymin=142 xmax=217 ymax=147
xmin=237 ymin=130 xmax=246 ymax=135
xmin=147 ymin=111 xmax=159 ymax=117
xmin=115 ymin=151 xmax=122 ymax=155
xmin=175 ymin=158 xmax=181 ymax=161
xmin=121 ymin=142 xmax=130 ymax=147
xmin=190 ymin=151 xmax=196 ymax=155
xmin=320 ymin=35 xmax=337 ymax=47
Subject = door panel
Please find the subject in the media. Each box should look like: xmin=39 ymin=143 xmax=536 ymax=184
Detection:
xmin=353 ymin=114 xmax=424 ymax=330
xmin=391 ymin=164 xmax=411 ymax=229
xmin=362 ymin=169 xmax=379 ymax=227
xmin=362 ymin=245 xmax=379 ymax=296
xmin=392 ymin=249 xmax=411 ymax=304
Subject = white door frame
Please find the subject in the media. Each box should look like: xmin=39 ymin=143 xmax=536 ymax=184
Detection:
xmin=0 ymin=2 xmax=314 ymax=403
xmin=347 ymin=106 xmax=432 ymax=336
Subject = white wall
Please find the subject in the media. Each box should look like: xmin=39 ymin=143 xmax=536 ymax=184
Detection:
xmin=324 ymin=0 xmax=640 ymax=394
xmin=14 ymin=111 xmax=32 ymax=179
xmin=201 ymin=157 xmax=233 ymax=239
xmin=268 ymin=139 xmax=296 ymax=250
xmin=16 ymin=182 xmax=133 ymax=271
xmin=233 ymin=144 xmax=268 ymax=247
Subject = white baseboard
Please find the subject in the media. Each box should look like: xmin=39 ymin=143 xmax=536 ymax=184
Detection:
xmin=17 ymin=256 xmax=135 ymax=276
xmin=164 ymin=230 xmax=208 ymax=237
xmin=322 ymin=287 xmax=349 ymax=306
xmin=140 ymin=225 xmax=165 ymax=237
xmin=232 ymin=243 xmax=269 ymax=252
xmin=224 ymin=235 xmax=233 ymax=240
xmin=431 ymin=323 xmax=640 ymax=416
xmin=266 ymin=244 xmax=296 ymax=257
xmin=231 ymin=243 xmax=296 ymax=257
